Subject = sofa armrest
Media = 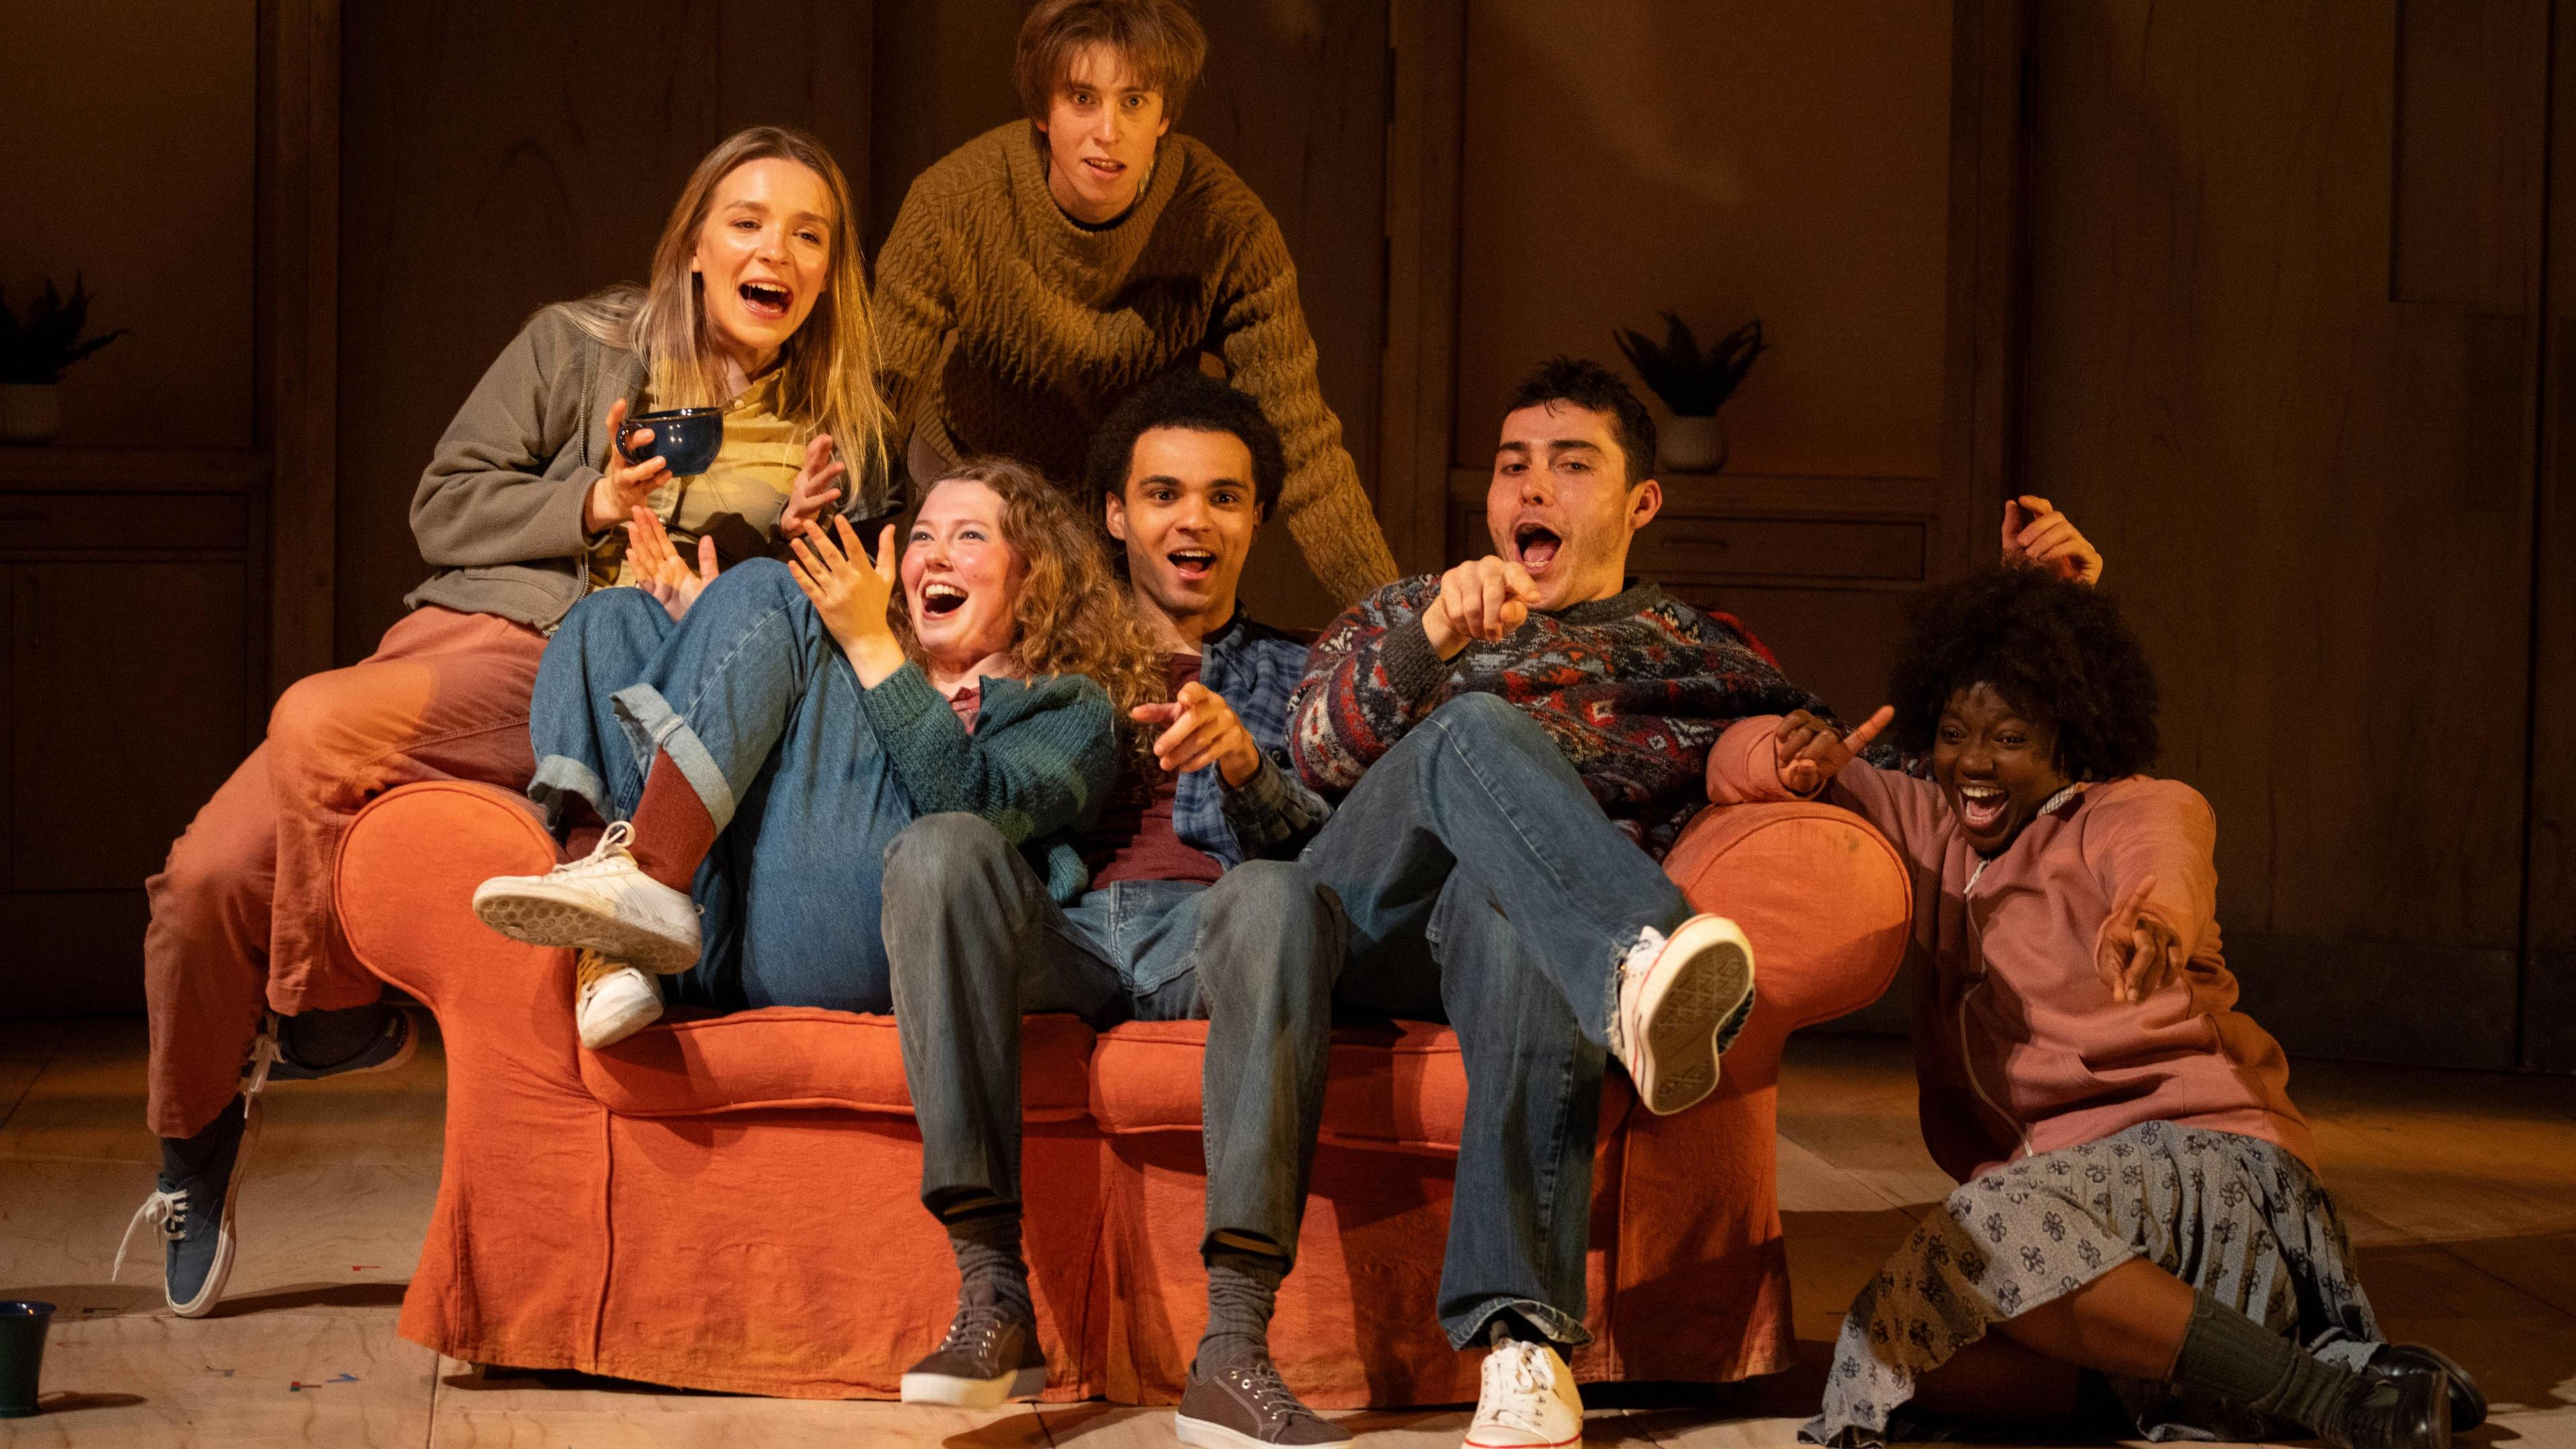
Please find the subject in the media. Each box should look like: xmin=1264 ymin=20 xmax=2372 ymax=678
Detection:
xmin=335 ymin=780 xmax=588 ymax=1094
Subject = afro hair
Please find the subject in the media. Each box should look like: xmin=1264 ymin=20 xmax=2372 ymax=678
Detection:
xmin=1886 ymin=564 xmax=2161 ymax=782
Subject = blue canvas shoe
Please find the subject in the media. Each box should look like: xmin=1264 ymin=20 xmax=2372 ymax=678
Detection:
xmin=115 ymin=1090 xmax=261 ymax=1318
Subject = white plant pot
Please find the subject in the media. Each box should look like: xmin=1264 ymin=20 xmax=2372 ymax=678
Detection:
xmin=0 ymin=384 xmax=63 ymax=445
xmin=1658 ymin=413 xmax=1729 ymax=474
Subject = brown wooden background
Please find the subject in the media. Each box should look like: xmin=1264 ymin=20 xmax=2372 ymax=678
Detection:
xmin=7 ymin=0 xmax=2575 ymax=1077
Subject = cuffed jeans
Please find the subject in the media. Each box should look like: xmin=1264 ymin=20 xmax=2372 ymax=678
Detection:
xmin=1299 ymin=692 xmax=1695 ymax=1348
xmin=883 ymin=813 xmax=1346 ymax=1263
xmin=527 ymin=560 xmax=910 ymax=1013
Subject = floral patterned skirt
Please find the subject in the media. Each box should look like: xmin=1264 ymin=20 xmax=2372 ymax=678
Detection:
xmin=1803 ymin=1121 xmax=2383 ymax=1446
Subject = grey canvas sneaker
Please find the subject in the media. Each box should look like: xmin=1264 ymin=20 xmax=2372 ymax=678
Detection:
xmin=266 ymin=1004 xmax=419 ymax=1081
xmin=115 ymin=1091 xmax=262 ymax=1318
xmin=899 ymin=1287 xmax=1046 ymax=1408
xmin=1177 ymin=1357 xmax=1350 ymax=1446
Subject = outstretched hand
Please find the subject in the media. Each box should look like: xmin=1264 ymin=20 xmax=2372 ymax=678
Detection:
xmin=2094 ymin=873 xmax=2187 ymax=1005
xmin=1772 ymin=705 xmax=1894 ymax=795
xmin=1130 ymin=681 xmax=1263 ymax=786
xmin=778 ymin=432 xmax=847 ymax=538
xmin=788 ymin=515 xmax=904 ymax=684
xmin=2002 ymin=494 xmax=2103 ymax=585
xmin=1422 ymin=555 xmax=1543 ymax=659
xmin=625 ymin=506 xmax=718 ymax=623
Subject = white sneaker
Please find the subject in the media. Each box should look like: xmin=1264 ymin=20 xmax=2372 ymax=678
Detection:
xmin=1611 ymin=914 xmax=1754 ymax=1116
xmin=575 ymin=949 xmax=662 ymax=1049
xmin=1464 ymin=1339 xmax=1583 ymax=1448
xmin=472 ymin=822 xmax=702 ymax=975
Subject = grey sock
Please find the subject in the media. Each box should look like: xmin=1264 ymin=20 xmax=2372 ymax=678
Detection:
xmin=280 ymin=1002 xmax=392 ymax=1071
xmin=1194 ymin=1246 xmax=1287 ymax=1376
xmin=2170 ymin=1289 xmax=2357 ymax=1440
xmin=941 ymin=1206 xmax=1032 ymax=1322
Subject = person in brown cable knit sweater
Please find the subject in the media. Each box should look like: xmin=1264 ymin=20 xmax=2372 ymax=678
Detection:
xmin=860 ymin=0 xmax=1401 ymax=606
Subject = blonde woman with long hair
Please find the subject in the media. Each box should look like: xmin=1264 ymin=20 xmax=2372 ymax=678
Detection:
xmin=127 ymin=125 xmax=889 ymax=1320
xmin=473 ymin=459 xmax=1163 ymax=1050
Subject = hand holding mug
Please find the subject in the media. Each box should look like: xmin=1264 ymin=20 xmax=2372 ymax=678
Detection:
xmin=585 ymin=399 xmax=671 ymax=534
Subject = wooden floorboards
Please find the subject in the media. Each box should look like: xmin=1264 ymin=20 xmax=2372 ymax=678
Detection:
xmin=0 ymin=1018 xmax=2569 ymax=1446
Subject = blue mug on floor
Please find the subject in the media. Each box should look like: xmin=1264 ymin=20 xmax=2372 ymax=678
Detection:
xmin=616 ymin=407 xmax=723 ymax=477
xmin=0 ymin=1300 xmax=53 ymax=1418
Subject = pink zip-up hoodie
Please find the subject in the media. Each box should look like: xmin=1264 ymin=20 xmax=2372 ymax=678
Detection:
xmin=1709 ymin=716 xmax=2312 ymax=1183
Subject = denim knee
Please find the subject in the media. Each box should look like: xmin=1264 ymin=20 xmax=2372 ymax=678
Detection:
xmin=686 ymin=555 xmax=803 ymax=623
xmin=1197 ymin=861 xmax=1341 ymax=996
xmin=1424 ymin=691 xmax=1547 ymax=755
xmin=881 ymin=812 xmax=1014 ymax=895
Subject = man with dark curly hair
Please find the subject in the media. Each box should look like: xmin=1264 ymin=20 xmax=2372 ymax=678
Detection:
xmin=1284 ymin=354 xmax=2106 ymax=1444
xmin=1712 ymin=567 xmax=2477 ymax=1449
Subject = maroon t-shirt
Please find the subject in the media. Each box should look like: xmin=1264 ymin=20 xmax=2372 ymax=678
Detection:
xmin=1080 ymin=654 xmax=1224 ymax=888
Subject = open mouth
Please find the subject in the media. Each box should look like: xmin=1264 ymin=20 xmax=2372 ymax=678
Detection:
xmin=1956 ymin=783 xmax=2008 ymax=833
xmin=1167 ymin=548 xmax=1216 ymax=583
xmin=920 ymin=581 xmax=968 ymax=619
xmin=1513 ymin=522 xmax=1563 ymax=574
xmin=1083 ymin=157 xmax=1126 ymax=180
xmin=739 ymin=280 xmax=792 ymax=321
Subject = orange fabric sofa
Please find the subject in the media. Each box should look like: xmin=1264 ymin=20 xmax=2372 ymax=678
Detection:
xmin=336 ymin=779 xmax=1909 ymax=1406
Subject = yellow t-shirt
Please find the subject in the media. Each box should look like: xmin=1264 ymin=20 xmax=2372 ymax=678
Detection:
xmin=590 ymin=371 xmax=806 ymax=587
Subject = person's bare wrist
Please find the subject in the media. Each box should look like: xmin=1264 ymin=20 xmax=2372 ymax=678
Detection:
xmin=1421 ymin=607 xmax=1465 ymax=659
xmin=1218 ymin=739 xmax=1261 ymax=788
xmin=843 ymin=633 xmax=907 ymax=688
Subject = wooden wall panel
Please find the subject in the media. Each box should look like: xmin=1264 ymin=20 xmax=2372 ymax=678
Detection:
xmin=2522 ymin=0 xmax=2576 ymax=1073
xmin=2023 ymin=1 xmax=2546 ymax=1067
xmin=335 ymin=1 xmax=873 ymax=661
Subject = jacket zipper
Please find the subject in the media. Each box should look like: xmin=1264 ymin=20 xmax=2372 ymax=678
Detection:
xmin=1955 ymin=856 xmax=2033 ymax=1162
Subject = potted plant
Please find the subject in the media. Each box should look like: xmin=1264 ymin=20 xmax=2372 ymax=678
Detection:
xmin=1 ymin=275 xmax=131 ymax=445
xmin=1612 ymin=312 xmax=1766 ymax=473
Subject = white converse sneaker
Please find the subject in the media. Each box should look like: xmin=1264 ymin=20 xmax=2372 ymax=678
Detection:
xmin=575 ymin=949 xmax=663 ymax=1049
xmin=472 ymin=822 xmax=702 ymax=975
xmin=1464 ymin=1338 xmax=1583 ymax=1448
xmin=1611 ymin=914 xmax=1754 ymax=1116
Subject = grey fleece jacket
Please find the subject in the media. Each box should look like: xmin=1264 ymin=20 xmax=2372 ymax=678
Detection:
xmin=402 ymin=305 xmax=649 ymax=631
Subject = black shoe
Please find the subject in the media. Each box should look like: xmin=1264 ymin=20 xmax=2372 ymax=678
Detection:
xmin=2332 ymin=1365 xmax=2451 ymax=1449
xmin=2371 ymin=1344 xmax=2485 ymax=1432
xmin=266 ymin=1005 xmax=419 ymax=1082
xmin=1177 ymin=1356 xmax=1350 ymax=1446
xmin=899 ymin=1289 xmax=1045 ymax=1408
xmin=115 ymin=1093 xmax=261 ymax=1318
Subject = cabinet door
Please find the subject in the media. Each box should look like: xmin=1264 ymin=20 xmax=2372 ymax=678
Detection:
xmin=11 ymin=562 xmax=250 ymax=892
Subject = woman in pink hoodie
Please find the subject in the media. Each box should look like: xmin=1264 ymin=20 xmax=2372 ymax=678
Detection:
xmin=1709 ymin=565 xmax=2476 ymax=1449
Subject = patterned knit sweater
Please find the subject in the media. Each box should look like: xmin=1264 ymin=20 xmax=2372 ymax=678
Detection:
xmin=1289 ymin=576 xmax=1826 ymax=857
xmin=872 ymin=122 xmax=1399 ymax=604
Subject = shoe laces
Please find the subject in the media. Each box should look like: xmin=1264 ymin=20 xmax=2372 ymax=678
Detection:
xmin=1478 ymin=1342 xmax=1562 ymax=1432
xmin=555 ymin=820 xmax=641 ymax=881
xmin=575 ymin=948 xmax=639 ymax=996
xmin=1621 ymin=924 xmax=1669 ymax=987
xmin=937 ymin=1297 xmax=1019 ymax=1364
xmin=241 ymin=1014 xmax=280 ymax=1101
xmin=111 ymin=1186 xmax=190 ymax=1282
xmin=1224 ymin=1359 xmax=1310 ymax=1425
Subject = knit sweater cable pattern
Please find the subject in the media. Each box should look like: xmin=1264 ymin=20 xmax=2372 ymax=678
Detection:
xmin=1288 ymin=575 xmax=1826 ymax=858
xmin=871 ymin=122 xmax=1398 ymax=604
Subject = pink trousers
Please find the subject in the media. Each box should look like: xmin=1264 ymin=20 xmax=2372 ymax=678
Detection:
xmin=144 ymin=606 xmax=547 ymax=1138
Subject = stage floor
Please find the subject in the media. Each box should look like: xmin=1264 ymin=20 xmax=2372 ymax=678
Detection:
xmin=1 ymin=1019 xmax=2571 ymax=1446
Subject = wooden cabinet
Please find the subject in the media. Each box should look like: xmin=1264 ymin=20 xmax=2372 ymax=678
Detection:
xmin=0 ymin=450 xmax=262 ymax=1015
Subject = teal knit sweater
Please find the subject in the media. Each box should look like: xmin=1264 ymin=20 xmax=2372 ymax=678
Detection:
xmin=857 ymin=662 xmax=1117 ymax=902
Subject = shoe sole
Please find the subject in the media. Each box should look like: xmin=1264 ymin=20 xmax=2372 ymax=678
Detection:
xmin=578 ymin=977 xmax=664 ymax=1051
xmin=899 ymin=1364 xmax=1047 ymax=1408
xmin=471 ymin=881 xmax=700 ymax=975
xmin=1462 ymin=1428 xmax=1581 ymax=1448
xmin=1177 ymin=1412 xmax=1346 ymax=1448
xmin=168 ymin=1094 xmax=262 ymax=1319
xmin=1631 ymin=917 xmax=1754 ymax=1116
xmin=266 ymin=1008 xmax=423 ymax=1083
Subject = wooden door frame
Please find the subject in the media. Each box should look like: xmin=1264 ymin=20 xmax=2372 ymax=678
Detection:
xmin=1374 ymin=0 xmax=2031 ymax=580
xmin=256 ymin=0 xmax=339 ymax=699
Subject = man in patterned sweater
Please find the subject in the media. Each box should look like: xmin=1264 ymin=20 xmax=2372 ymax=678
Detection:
xmin=883 ymin=372 xmax=1352 ymax=1446
xmin=1289 ymin=356 xmax=1824 ymax=1448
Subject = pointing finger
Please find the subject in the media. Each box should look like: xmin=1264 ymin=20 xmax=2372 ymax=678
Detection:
xmin=1843 ymin=704 xmax=1896 ymax=752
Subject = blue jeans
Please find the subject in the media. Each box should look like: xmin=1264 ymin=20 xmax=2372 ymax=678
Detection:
xmin=526 ymin=561 xmax=911 ymax=1013
xmin=882 ymin=814 xmax=1345 ymax=1261
xmin=1299 ymin=692 xmax=1694 ymax=1348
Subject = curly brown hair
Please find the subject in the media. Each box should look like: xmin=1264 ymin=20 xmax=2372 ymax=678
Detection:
xmin=891 ymin=457 xmax=1166 ymax=782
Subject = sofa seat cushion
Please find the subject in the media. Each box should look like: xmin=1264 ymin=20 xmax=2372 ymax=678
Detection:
xmin=1088 ymin=1019 xmax=1634 ymax=1152
xmin=580 ymin=1008 xmax=1097 ymax=1122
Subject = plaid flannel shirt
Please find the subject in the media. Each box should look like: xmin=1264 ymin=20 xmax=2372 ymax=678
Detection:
xmin=1174 ymin=610 xmax=1330 ymax=866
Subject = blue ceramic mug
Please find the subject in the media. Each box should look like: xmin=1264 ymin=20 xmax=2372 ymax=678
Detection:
xmin=616 ymin=407 xmax=723 ymax=476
